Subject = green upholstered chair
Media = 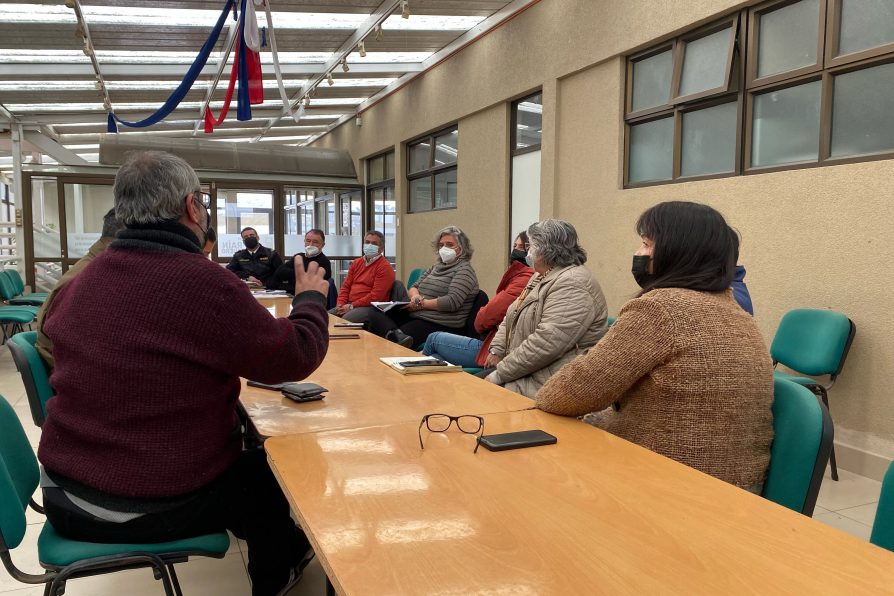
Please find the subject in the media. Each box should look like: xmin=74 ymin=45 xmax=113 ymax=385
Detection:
xmin=761 ymin=378 xmax=833 ymax=516
xmin=5 ymin=270 xmax=49 ymax=299
xmin=0 ymin=308 xmax=37 ymax=344
xmin=770 ymin=309 xmax=855 ymax=481
xmin=406 ymin=268 xmax=424 ymax=289
xmin=7 ymin=332 xmax=53 ymax=427
xmin=0 ymin=393 xmax=230 ymax=596
xmin=870 ymin=462 xmax=894 ymax=552
xmin=0 ymin=271 xmax=47 ymax=307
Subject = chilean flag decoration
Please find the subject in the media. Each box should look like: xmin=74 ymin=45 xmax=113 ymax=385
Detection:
xmin=107 ymin=0 xmax=264 ymax=133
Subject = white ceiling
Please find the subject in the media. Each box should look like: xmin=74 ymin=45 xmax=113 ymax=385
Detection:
xmin=0 ymin=0 xmax=529 ymax=171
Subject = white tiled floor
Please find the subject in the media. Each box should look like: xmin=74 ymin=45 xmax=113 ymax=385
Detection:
xmin=0 ymin=347 xmax=884 ymax=595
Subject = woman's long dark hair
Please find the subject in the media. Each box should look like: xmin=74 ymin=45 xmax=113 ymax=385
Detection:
xmin=635 ymin=201 xmax=739 ymax=294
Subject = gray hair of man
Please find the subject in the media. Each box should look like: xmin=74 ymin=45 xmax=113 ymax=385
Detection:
xmin=365 ymin=229 xmax=385 ymax=249
xmin=527 ymin=219 xmax=587 ymax=268
xmin=113 ymin=151 xmax=201 ymax=225
xmin=100 ymin=208 xmax=126 ymax=239
xmin=431 ymin=225 xmax=474 ymax=259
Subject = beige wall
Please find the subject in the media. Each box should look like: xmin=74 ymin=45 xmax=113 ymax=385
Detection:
xmin=313 ymin=0 xmax=894 ymax=459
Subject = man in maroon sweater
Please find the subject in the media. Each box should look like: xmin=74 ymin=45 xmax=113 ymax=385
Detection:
xmin=38 ymin=151 xmax=329 ymax=596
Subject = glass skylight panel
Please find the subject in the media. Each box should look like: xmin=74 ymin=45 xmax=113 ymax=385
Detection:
xmin=0 ymin=50 xmax=431 ymax=65
xmin=6 ymin=99 xmax=364 ymax=112
xmin=3 ymin=5 xmax=484 ymax=31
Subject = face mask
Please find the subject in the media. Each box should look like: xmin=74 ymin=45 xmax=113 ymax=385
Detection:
xmin=510 ymin=249 xmax=527 ymax=265
xmin=305 ymin=245 xmax=321 ymax=257
xmin=631 ymin=255 xmax=654 ymax=288
xmin=525 ymin=248 xmax=536 ymax=268
xmin=439 ymin=247 xmax=457 ymax=264
xmin=243 ymin=236 xmax=258 ymax=250
xmin=363 ymin=243 xmax=379 ymax=258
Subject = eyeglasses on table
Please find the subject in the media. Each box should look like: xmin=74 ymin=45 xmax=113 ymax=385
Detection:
xmin=418 ymin=413 xmax=484 ymax=453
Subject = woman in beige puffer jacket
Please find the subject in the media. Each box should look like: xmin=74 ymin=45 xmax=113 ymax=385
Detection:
xmin=486 ymin=220 xmax=608 ymax=398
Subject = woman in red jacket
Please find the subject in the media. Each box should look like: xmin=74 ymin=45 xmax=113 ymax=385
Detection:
xmin=421 ymin=232 xmax=534 ymax=367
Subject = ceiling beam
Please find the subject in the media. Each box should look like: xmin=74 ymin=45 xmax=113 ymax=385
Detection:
xmin=22 ymin=131 xmax=90 ymax=165
xmin=0 ymin=62 xmax=423 ymax=78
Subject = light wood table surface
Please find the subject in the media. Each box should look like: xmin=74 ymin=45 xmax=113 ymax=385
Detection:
xmin=241 ymin=314 xmax=534 ymax=437
xmin=254 ymin=294 xmax=293 ymax=318
xmin=266 ymin=408 xmax=894 ymax=595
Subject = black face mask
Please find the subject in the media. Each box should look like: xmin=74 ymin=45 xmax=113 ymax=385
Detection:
xmin=631 ymin=255 xmax=654 ymax=288
xmin=510 ymin=249 xmax=528 ymax=265
xmin=243 ymin=236 xmax=259 ymax=250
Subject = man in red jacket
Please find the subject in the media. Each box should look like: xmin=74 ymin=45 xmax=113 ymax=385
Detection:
xmin=332 ymin=230 xmax=395 ymax=322
xmin=39 ymin=151 xmax=329 ymax=596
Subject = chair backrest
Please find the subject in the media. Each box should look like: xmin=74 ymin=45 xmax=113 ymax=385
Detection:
xmin=870 ymin=461 xmax=894 ymax=552
xmin=770 ymin=309 xmax=855 ymax=378
xmin=0 ymin=392 xmax=39 ymax=551
xmin=762 ymin=378 xmax=833 ymax=516
xmin=326 ymin=278 xmax=338 ymax=310
xmin=0 ymin=271 xmax=18 ymax=301
xmin=390 ymin=280 xmax=409 ymax=302
xmin=406 ymin=268 xmax=424 ymax=289
xmin=8 ymin=332 xmax=53 ymax=427
xmin=463 ymin=290 xmax=489 ymax=338
xmin=4 ymin=270 xmax=25 ymax=296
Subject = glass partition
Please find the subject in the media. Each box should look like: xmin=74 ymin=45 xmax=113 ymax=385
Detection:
xmin=216 ymin=188 xmax=275 ymax=259
xmin=64 ymin=183 xmax=114 ymax=258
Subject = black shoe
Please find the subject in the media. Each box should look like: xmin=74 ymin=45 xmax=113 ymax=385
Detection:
xmin=389 ymin=329 xmax=414 ymax=348
xmin=276 ymin=548 xmax=316 ymax=596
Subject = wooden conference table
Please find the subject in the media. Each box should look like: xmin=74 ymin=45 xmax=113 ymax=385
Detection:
xmin=243 ymin=297 xmax=533 ymax=437
xmin=251 ymin=296 xmax=894 ymax=594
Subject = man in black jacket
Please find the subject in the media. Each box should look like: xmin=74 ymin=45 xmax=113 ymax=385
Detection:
xmin=226 ymin=227 xmax=282 ymax=285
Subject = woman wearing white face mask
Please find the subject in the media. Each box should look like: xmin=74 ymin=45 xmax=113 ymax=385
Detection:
xmin=267 ymin=228 xmax=332 ymax=290
xmin=366 ymin=226 xmax=479 ymax=347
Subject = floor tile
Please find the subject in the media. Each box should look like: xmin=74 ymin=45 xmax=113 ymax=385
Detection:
xmin=812 ymin=511 xmax=873 ymax=541
xmin=816 ymin=468 xmax=881 ymax=511
xmin=284 ymin=556 xmax=328 ymax=596
xmin=837 ymin=502 xmax=879 ymax=527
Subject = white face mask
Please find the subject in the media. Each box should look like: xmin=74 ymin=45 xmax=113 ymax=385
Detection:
xmin=363 ymin=243 xmax=379 ymax=258
xmin=305 ymin=245 xmax=321 ymax=257
xmin=525 ymin=246 xmax=537 ymax=268
xmin=439 ymin=246 xmax=458 ymax=264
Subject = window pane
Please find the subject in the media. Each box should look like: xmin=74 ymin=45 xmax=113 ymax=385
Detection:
xmin=757 ymin=0 xmax=820 ymax=79
xmin=628 ymin=117 xmax=673 ymax=183
xmin=831 ymin=63 xmax=894 ymax=158
xmin=64 ymin=183 xmax=114 ymax=258
xmin=839 ymin=0 xmax=894 ymax=56
xmin=434 ymin=169 xmax=457 ymax=209
xmin=384 ymin=151 xmax=395 ymax=180
xmin=369 ymin=186 xmax=397 ymax=258
xmin=631 ymin=50 xmax=672 ymax=112
xmin=368 ymin=156 xmax=384 ymax=184
xmin=409 ymin=178 xmax=431 ymax=212
xmin=679 ymin=27 xmax=732 ymax=97
xmin=216 ymin=189 xmax=274 ymax=257
xmin=31 ymin=177 xmax=60 ymax=258
xmin=515 ymin=93 xmax=543 ymax=150
xmin=434 ymin=130 xmax=458 ymax=167
xmin=751 ymin=81 xmax=821 ymax=167
xmin=408 ymin=141 xmax=430 ymax=174
xmin=681 ymin=102 xmax=738 ymax=177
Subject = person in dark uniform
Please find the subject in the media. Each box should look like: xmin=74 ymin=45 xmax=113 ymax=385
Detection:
xmin=267 ymin=229 xmax=332 ymax=290
xmin=226 ymin=227 xmax=282 ymax=285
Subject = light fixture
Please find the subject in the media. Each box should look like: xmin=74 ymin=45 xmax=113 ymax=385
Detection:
xmin=75 ymin=23 xmax=85 ymax=38
xmin=401 ymin=0 xmax=410 ymax=19
xmin=326 ymin=72 xmax=334 ymax=86
xmin=374 ymin=25 xmax=383 ymax=41
xmin=102 ymin=100 xmax=111 ymax=110
xmin=64 ymin=0 xmax=75 ymax=8
xmin=358 ymin=41 xmax=366 ymax=57
xmin=308 ymin=85 xmax=315 ymax=97
xmin=303 ymin=96 xmax=310 ymax=106
xmin=297 ymin=104 xmax=306 ymax=119
xmin=82 ymin=42 xmax=92 ymax=56
xmin=341 ymin=59 xmax=349 ymax=73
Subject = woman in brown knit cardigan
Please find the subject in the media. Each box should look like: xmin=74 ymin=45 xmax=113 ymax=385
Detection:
xmin=536 ymin=202 xmax=774 ymax=490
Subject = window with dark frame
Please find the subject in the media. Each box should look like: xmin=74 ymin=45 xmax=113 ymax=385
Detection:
xmin=406 ymin=126 xmax=458 ymax=213
xmin=365 ymin=149 xmax=397 ymax=265
xmin=512 ymin=92 xmax=543 ymax=154
xmin=624 ymin=0 xmax=894 ymax=187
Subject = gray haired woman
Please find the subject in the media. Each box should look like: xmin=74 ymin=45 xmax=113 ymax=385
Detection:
xmin=484 ymin=219 xmax=608 ymax=398
xmin=366 ymin=225 xmax=480 ymax=347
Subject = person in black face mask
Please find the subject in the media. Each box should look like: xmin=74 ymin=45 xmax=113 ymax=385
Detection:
xmin=535 ymin=201 xmax=774 ymax=493
xmin=225 ymin=226 xmax=283 ymax=286
xmin=420 ymin=231 xmax=535 ymax=368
